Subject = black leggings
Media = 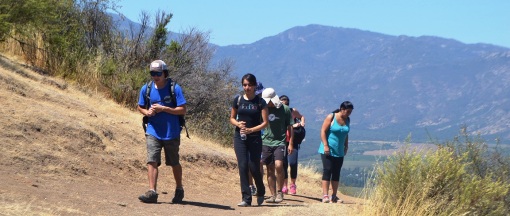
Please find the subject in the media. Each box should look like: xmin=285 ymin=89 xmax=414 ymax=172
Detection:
xmin=234 ymin=132 xmax=265 ymax=203
xmin=283 ymin=146 xmax=299 ymax=179
xmin=321 ymin=154 xmax=344 ymax=181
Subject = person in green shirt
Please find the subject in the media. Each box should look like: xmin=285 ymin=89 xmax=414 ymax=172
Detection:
xmin=260 ymin=88 xmax=294 ymax=203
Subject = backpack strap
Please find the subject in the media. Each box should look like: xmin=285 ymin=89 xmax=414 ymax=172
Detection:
xmin=142 ymin=80 xmax=153 ymax=132
xmin=145 ymin=80 xmax=153 ymax=109
xmin=168 ymin=78 xmax=177 ymax=106
xmin=168 ymin=78 xmax=190 ymax=139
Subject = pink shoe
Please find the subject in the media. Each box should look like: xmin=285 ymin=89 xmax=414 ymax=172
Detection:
xmin=282 ymin=186 xmax=288 ymax=194
xmin=289 ymin=184 xmax=297 ymax=195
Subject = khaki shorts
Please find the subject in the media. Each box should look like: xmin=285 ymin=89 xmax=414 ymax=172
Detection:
xmin=146 ymin=134 xmax=180 ymax=166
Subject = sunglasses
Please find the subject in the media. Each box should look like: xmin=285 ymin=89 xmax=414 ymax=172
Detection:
xmin=150 ymin=71 xmax=163 ymax=77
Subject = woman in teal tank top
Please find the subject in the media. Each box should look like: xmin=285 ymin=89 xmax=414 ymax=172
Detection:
xmin=318 ymin=101 xmax=354 ymax=203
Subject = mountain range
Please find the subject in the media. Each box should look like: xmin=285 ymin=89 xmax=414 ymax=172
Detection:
xmin=212 ymin=24 xmax=510 ymax=144
xmin=114 ymin=14 xmax=510 ymax=144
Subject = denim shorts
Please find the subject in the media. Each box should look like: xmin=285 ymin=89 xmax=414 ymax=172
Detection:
xmin=146 ymin=134 xmax=180 ymax=166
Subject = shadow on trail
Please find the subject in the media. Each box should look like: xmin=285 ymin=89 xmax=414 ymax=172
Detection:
xmin=289 ymin=194 xmax=321 ymax=202
xmin=281 ymin=197 xmax=304 ymax=203
xmin=262 ymin=203 xmax=306 ymax=207
xmin=159 ymin=201 xmax=235 ymax=210
xmin=288 ymin=194 xmax=359 ymax=205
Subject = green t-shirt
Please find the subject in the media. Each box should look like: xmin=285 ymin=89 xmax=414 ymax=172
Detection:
xmin=262 ymin=104 xmax=294 ymax=147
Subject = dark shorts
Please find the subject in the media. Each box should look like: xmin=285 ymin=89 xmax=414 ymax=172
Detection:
xmin=146 ymin=134 xmax=180 ymax=166
xmin=261 ymin=145 xmax=286 ymax=165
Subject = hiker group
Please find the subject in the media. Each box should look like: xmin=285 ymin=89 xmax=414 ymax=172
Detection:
xmin=136 ymin=60 xmax=354 ymax=207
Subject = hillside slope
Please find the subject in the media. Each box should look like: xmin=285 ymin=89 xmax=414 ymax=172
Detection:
xmin=0 ymin=54 xmax=361 ymax=215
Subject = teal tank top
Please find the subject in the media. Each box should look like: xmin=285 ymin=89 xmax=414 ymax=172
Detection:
xmin=318 ymin=113 xmax=350 ymax=157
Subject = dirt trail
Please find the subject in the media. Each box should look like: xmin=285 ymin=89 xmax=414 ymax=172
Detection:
xmin=0 ymin=54 xmax=362 ymax=215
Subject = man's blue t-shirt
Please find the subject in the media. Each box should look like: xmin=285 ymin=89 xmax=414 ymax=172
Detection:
xmin=138 ymin=81 xmax=186 ymax=140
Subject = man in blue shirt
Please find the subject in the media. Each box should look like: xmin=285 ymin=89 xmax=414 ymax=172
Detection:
xmin=137 ymin=60 xmax=187 ymax=203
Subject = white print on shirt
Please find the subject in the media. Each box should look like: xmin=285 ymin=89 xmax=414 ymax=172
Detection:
xmin=240 ymin=103 xmax=259 ymax=110
xmin=268 ymin=114 xmax=280 ymax=122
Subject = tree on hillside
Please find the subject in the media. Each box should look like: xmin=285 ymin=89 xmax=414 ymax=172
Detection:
xmin=147 ymin=11 xmax=172 ymax=61
xmin=163 ymin=28 xmax=237 ymax=143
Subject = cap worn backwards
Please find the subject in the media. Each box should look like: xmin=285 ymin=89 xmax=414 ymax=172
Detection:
xmin=262 ymin=88 xmax=282 ymax=108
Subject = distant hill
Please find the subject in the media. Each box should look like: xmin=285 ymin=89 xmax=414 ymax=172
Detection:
xmin=213 ymin=24 xmax=510 ymax=144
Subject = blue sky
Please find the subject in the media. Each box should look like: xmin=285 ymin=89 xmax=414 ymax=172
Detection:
xmin=116 ymin=0 xmax=510 ymax=48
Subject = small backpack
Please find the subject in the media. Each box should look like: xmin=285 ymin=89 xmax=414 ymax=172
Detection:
xmin=142 ymin=78 xmax=190 ymax=138
xmin=289 ymin=108 xmax=306 ymax=144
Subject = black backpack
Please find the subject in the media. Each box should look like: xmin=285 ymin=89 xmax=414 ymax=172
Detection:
xmin=142 ymin=78 xmax=190 ymax=138
xmin=292 ymin=108 xmax=306 ymax=144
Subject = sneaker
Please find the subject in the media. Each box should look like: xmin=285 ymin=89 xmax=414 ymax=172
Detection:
xmin=265 ymin=196 xmax=276 ymax=203
xmin=250 ymin=185 xmax=257 ymax=196
xmin=331 ymin=195 xmax=344 ymax=203
xmin=237 ymin=201 xmax=251 ymax=207
xmin=289 ymin=184 xmax=297 ymax=195
xmin=282 ymin=186 xmax=288 ymax=194
xmin=138 ymin=190 xmax=158 ymax=203
xmin=322 ymin=195 xmax=330 ymax=203
xmin=257 ymin=196 xmax=264 ymax=206
xmin=172 ymin=187 xmax=184 ymax=203
xmin=275 ymin=192 xmax=284 ymax=203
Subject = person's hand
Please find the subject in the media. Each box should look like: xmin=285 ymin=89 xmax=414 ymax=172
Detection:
xmin=151 ymin=103 xmax=165 ymax=113
xmin=288 ymin=145 xmax=294 ymax=155
xmin=299 ymin=122 xmax=305 ymax=127
xmin=324 ymin=146 xmax=330 ymax=156
xmin=237 ymin=121 xmax=246 ymax=129
xmin=146 ymin=108 xmax=156 ymax=117
xmin=241 ymin=127 xmax=251 ymax=134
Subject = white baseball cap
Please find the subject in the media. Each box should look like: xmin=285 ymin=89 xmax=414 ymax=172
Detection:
xmin=262 ymin=88 xmax=282 ymax=108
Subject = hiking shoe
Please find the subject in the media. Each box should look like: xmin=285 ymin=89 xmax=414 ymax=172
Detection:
xmin=322 ymin=195 xmax=330 ymax=203
xmin=257 ymin=196 xmax=264 ymax=206
xmin=289 ymin=184 xmax=297 ymax=195
xmin=138 ymin=190 xmax=158 ymax=203
xmin=250 ymin=185 xmax=257 ymax=196
xmin=172 ymin=188 xmax=184 ymax=203
xmin=331 ymin=195 xmax=344 ymax=203
xmin=275 ymin=192 xmax=284 ymax=203
xmin=265 ymin=196 xmax=276 ymax=203
xmin=237 ymin=201 xmax=251 ymax=207
xmin=282 ymin=186 xmax=288 ymax=194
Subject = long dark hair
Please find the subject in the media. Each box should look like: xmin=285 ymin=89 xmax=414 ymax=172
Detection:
xmin=241 ymin=73 xmax=257 ymax=86
xmin=332 ymin=101 xmax=354 ymax=113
